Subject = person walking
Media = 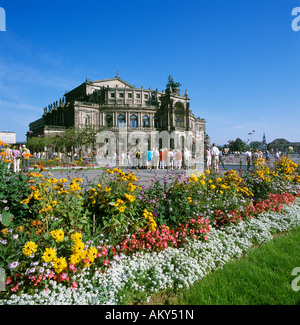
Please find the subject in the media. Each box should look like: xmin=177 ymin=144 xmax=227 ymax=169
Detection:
xmin=219 ymin=150 xmax=225 ymax=170
xmin=211 ymin=143 xmax=220 ymax=172
xmin=126 ymin=150 xmax=132 ymax=167
xmin=169 ymin=149 xmax=175 ymax=170
xmin=265 ymin=150 xmax=270 ymax=164
xmin=175 ymin=149 xmax=182 ymax=169
xmin=245 ymin=148 xmax=252 ymax=171
xmin=163 ymin=148 xmax=169 ymax=170
xmin=12 ymin=146 xmax=21 ymax=173
xmin=146 ymin=149 xmax=152 ymax=170
xmin=205 ymin=146 xmax=211 ymax=170
xmin=21 ymin=144 xmax=31 ymax=173
xmin=135 ymin=149 xmax=141 ymax=168
xmin=159 ymin=149 xmax=164 ymax=169
xmin=152 ymin=147 xmax=159 ymax=169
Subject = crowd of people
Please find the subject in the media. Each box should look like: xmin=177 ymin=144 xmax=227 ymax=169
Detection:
xmin=205 ymin=145 xmax=284 ymax=172
xmin=0 ymin=140 xmax=290 ymax=175
xmin=0 ymin=144 xmax=32 ymax=173
xmin=116 ymin=147 xmax=196 ymax=170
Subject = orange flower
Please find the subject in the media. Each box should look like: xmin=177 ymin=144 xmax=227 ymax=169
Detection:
xmin=29 ymin=185 xmax=36 ymax=191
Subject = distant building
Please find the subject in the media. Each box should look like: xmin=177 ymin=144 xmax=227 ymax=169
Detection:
xmin=0 ymin=131 xmax=16 ymax=144
xmin=267 ymin=138 xmax=300 ymax=153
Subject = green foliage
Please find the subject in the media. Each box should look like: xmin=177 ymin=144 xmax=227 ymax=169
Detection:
xmin=0 ymin=211 xmax=13 ymax=227
xmin=84 ymin=168 xmax=146 ymax=244
xmin=228 ymin=138 xmax=247 ymax=153
xmin=0 ymin=161 xmax=31 ymax=227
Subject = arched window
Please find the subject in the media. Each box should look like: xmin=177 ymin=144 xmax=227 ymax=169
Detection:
xmin=130 ymin=115 xmax=138 ymax=128
xmin=143 ymin=115 xmax=149 ymax=127
xmin=118 ymin=115 xmax=125 ymax=127
xmin=106 ymin=115 xmax=113 ymax=127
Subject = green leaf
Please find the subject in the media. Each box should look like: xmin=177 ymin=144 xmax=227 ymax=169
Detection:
xmin=0 ymin=211 xmax=14 ymax=227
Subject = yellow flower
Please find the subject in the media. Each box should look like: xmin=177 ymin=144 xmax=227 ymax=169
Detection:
xmin=22 ymin=241 xmax=38 ymax=256
xmin=41 ymin=247 xmax=57 ymax=262
xmin=71 ymin=232 xmax=83 ymax=242
xmin=58 ymin=189 xmax=69 ymax=195
xmin=143 ymin=209 xmax=157 ymax=231
xmin=20 ymin=198 xmax=30 ymax=205
xmin=205 ymin=170 xmax=210 ymax=174
xmin=188 ymin=176 xmax=198 ymax=183
xmin=210 ymin=184 xmax=216 ymax=190
xmin=72 ymin=241 xmax=85 ymax=254
xmin=69 ymin=253 xmax=82 ymax=266
xmin=58 ymin=178 xmax=68 ymax=183
xmin=128 ymin=183 xmax=136 ymax=192
xmin=116 ymin=206 xmax=126 ymax=213
xmin=33 ymin=190 xmax=43 ymax=200
xmin=52 ymin=257 xmax=67 ymax=273
xmin=50 ymin=229 xmax=64 ymax=242
xmin=104 ymin=187 xmax=111 ymax=192
xmin=124 ymin=194 xmax=135 ymax=202
xmin=72 ymin=177 xmax=83 ymax=183
xmin=199 ymin=180 xmax=205 ymax=186
xmin=48 ymin=178 xmax=58 ymax=184
xmin=220 ymin=190 xmax=224 ymax=194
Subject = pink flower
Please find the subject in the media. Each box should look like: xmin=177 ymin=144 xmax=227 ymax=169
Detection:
xmin=11 ymin=283 xmax=20 ymax=292
xmin=103 ymin=260 xmax=110 ymax=266
xmin=71 ymin=281 xmax=78 ymax=290
xmin=69 ymin=263 xmax=77 ymax=273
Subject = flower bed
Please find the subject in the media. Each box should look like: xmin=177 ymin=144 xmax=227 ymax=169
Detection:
xmin=1 ymin=145 xmax=300 ymax=304
xmin=2 ymin=198 xmax=300 ymax=305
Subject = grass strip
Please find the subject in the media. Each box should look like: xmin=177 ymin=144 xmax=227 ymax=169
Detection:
xmin=162 ymin=228 xmax=300 ymax=305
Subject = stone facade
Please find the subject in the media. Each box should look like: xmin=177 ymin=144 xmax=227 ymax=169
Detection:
xmin=28 ymin=75 xmax=206 ymax=156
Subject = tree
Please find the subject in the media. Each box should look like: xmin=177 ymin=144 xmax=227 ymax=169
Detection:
xmin=228 ymin=138 xmax=247 ymax=153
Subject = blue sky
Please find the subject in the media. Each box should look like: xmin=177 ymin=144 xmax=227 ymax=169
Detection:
xmin=0 ymin=0 xmax=300 ymax=146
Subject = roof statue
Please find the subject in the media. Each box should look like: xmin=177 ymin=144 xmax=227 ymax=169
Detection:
xmin=166 ymin=75 xmax=181 ymax=95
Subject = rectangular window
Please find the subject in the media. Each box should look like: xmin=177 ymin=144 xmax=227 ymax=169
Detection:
xmin=176 ymin=115 xmax=184 ymax=128
xmin=110 ymin=93 xmax=115 ymax=98
xmin=119 ymin=93 xmax=124 ymax=98
xmin=128 ymin=93 xmax=132 ymax=98
xmin=136 ymin=93 xmax=141 ymax=99
xmin=144 ymin=94 xmax=149 ymax=99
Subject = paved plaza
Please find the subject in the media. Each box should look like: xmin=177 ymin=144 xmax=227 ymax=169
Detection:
xmin=38 ymin=154 xmax=300 ymax=188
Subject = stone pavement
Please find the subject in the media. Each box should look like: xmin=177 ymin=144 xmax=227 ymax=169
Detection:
xmin=38 ymin=153 xmax=300 ymax=188
xmin=40 ymin=167 xmax=188 ymax=187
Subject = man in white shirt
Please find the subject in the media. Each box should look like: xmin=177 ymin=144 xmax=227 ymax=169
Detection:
xmin=211 ymin=143 xmax=220 ymax=172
